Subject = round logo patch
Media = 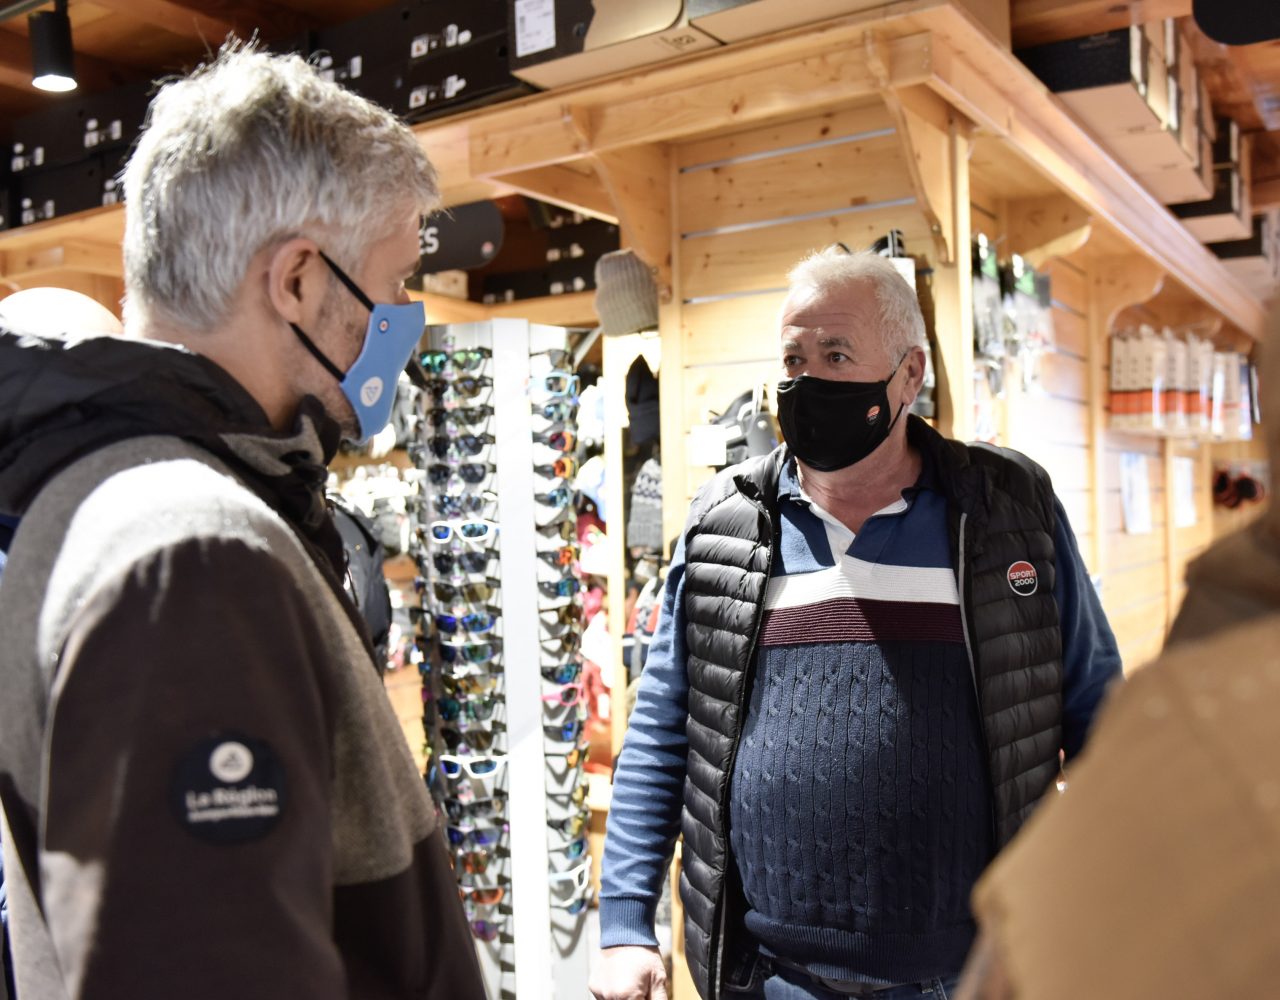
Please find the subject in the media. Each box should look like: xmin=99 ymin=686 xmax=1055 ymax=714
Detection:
xmin=1007 ymin=560 xmax=1038 ymax=597
xmin=171 ymin=733 xmax=286 ymax=844
xmin=360 ymin=376 xmax=384 ymax=407
xmin=865 ymin=404 xmax=882 ymax=424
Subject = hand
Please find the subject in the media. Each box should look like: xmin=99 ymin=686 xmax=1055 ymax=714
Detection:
xmin=589 ymin=945 xmax=669 ymax=1000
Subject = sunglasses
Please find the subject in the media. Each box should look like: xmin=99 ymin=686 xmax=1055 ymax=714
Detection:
xmin=459 ymin=884 xmax=505 ymax=906
xmin=442 ymin=673 xmax=501 ymax=696
xmin=420 ymin=347 xmax=492 ymax=374
xmin=548 ymin=837 xmax=588 ymax=861
xmin=439 ymin=641 xmax=501 ymax=665
xmin=533 ymin=428 xmax=576 ymax=453
xmin=440 ymin=754 xmax=508 ymax=780
xmin=434 ymin=579 xmax=500 ymax=605
xmin=427 ymin=462 xmax=491 ymax=486
xmin=443 ymin=726 xmax=502 ymax=753
xmin=541 ymin=683 xmax=587 ymax=708
xmin=454 ymin=848 xmax=501 ymax=876
xmin=535 ymin=486 xmax=575 ymax=509
xmin=432 ymin=492 xmax=493 ymax=518
xmin=545 ymin=743 xmax=590 ymax=770
xmin=529 ymin=371 xmax=579 ymax=399
xmin=533 ymin=456 xmax=579 ymax=480
xmin=541 ymin=661 xmax=583 ymax=685
xmin=428 ymin=375 xmax=493 ymax=400
xmin=429 ymin=432 xmax=496 ymax=459
xmin=470 ymin=917 xmax=505 ymax=942
xmin=446 ymin=792 xmax=508 ymax=822
xmin=430 ymin=550 xmax=490 ymax=575
xmin=538 ymin=577 xmax=581 ymax=600
xmin=547 ymin=808 xmax=590 ymax=838
xmin=546 ymin=780 xmax=589 ymax=806
xmin=544 ymin=718 xmax=584 ymax=743
xmin=439 ymin=694 xmax=499 ymax=722
xmin=428 ymin=519 xmax=498 ymax=544
xmin=536 ymin=545 xmax=578 ymax=568
xmin=537 ymin=516 xmax=577 ymax=541
xmin=534 ymin=400 xmax=578 ymax=423
xmin=435 ymin=610 xmax=499 ymax=635
xmin=446 ymin=821 xmax=508 ymax=847
xmin=541 ymin=603 xmax=583 ymax=626
xmin=541 ymin=631 xmax=582 ymax=655
xmin=548 ymin=860 xmax=592 ymax=896
xmin=533 ymin=347 xmax=573 ymax=368
xmin=427 ymin=404 xmax=495 ymax=429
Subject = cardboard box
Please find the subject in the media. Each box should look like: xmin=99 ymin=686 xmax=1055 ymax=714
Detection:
xmin=1200 ymin=79 xmax=1215 ymax=141
xmin=1018 ymin=29 xmax=1161 ymax=136
xmin=1146 ymin=53 xmax=1173 ymax=130
xmin=686 ymin=0 xmax=1010 ymax=48
xmin=14 ymin=156 xmax=109 ymax=226
xmin=313 ymin=0 xmax=506 ymax=70
xmin=405 ymin=32 xmax=532 ymax=123
xmin=0 ymin=187 xmax=11 ymax=232
xmin=10 ymin=80 xmax=152 ymax=175
xmin=1178 ymin=59 xmax=1199 ymax=158
xmin=1172 ymin=161 xmax=1252 ymax=242
xmin=1137 ymin=128 xmax=1213 ymax=204
xmin=1211 ymin=214 xmax=1280 ymax=293
xmin=509 ymin=0 xmax=720 ymax=89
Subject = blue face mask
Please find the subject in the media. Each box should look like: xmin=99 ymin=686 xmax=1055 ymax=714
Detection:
xmin=289 ymin=250 xmax=424 ymax=442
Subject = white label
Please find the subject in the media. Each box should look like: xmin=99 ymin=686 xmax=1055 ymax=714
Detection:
xmin=409 ymin=86 xmax=428 ymax=109
xmin=514 ymin=0 xmax=555 ymax=58
xmin=688 ymin=423 xmax=730 ymax=467
xmin=411 ymin=34 xmax=430 ymax=58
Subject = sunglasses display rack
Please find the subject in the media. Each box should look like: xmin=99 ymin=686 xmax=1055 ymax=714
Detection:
xmin=407 ymin=319 xmax=592 ymax=1000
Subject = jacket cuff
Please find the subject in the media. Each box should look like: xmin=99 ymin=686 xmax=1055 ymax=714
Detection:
xmin=599 ymin=896 xmax=660 ymax=948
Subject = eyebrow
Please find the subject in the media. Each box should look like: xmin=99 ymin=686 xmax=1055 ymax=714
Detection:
xmin=781 ymin=335 xmax=857 ymax=352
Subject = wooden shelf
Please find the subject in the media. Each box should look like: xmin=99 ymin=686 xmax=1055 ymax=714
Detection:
xmin=0 ymin=0 xmax=1267 ymax=338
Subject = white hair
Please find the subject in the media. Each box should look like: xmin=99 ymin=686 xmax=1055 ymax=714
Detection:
xmin=787 ymin=247 xmax=927 ymax=362
xmin=122 ymin=42 xmax=439 ymax=332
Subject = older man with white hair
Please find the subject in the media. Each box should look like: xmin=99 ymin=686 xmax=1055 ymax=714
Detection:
xmin=0 ymin=44 xmax=484 ymax=1000
xmin=592 ymin=247 xmax=1122 ymax=1000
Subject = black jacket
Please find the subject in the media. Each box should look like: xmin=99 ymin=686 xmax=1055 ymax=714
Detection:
xmin=677 ymin=417 xmax=1064 ymax=998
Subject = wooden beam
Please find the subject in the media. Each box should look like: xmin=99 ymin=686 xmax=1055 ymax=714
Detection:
xmin=0 ymin=25 xmax=138 ymax=94
xmin=591 ymin=145 xmax=673 ymax=302
xmin=920 ymin=10 xmax=1267 ymax=338
xmin=466 ymin=31 xmax=934 ymax=177
xmin=927 ymin=118 xmax=973 ymax=441
xmin=85 ymin=0 xmax=309 ymax=45
xmin=0 ymin=240 xmax=122 ymax=280
xmin=1006 ymin=194 xmax=1093 ymax=267
xmin=487 ymin=165 xmax=618 ymax=224
xmin=868 ymin=32 xmax=957 ymax=265
xmin=1011 ymin=0 xmax=1192 ymax=48
xmin=484 ymin=290 xmax=598 ymax=327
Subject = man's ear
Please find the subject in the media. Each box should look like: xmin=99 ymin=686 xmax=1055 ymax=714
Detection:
xmin=902 ymin=344 xmax=927 ymax=407
xmin=266 ymin=237 xmax=324 ymax=325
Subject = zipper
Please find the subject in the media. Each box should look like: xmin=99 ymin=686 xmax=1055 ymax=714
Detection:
xmin=709 ymin=495 xmax=774 ymax=998
xmin=958 ymin=511 xmax=999 ymax=846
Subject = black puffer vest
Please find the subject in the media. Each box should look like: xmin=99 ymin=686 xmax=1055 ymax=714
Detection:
xmin=678 ymin=416 xmax=1064 ymax=998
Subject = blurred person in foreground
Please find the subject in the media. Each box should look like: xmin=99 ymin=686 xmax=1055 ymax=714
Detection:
xmin=957 ymin=303 xmax=1280 ymax=1000
xmin=0 ymin=45 xmax=484 ymax=1000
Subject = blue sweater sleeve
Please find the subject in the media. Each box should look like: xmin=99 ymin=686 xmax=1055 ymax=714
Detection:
xmin=599 ymin=534 xmax=691 ymax=948
xmin=1052 ymin=496 xmax=1123 ymax=760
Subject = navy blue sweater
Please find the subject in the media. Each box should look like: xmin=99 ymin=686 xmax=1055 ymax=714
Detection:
xmin=600 ymin=456 xmax=1122 ymax=982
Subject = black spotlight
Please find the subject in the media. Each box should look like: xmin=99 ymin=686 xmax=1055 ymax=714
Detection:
xmin=30 ymin=0 xmax=76 ymax=93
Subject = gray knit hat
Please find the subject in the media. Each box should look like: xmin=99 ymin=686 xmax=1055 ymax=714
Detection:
xmin=594 ymin=249 xmax=659 ymax=336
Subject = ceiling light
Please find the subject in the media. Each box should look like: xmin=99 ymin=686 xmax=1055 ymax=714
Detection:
xmin=30 ymin=0 xmax=76 ymax=93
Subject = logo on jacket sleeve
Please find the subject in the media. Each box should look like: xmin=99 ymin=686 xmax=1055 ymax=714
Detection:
xmin=171 ymin=733 xmax=287 ymax=844
xmin=1007 ymin=560 xmax=1038 ymax=597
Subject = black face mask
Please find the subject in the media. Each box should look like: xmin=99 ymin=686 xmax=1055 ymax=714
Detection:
xmin=775 ymin=353 xmax=907 ymax=472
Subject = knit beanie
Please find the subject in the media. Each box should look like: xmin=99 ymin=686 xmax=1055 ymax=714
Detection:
xmin=594 ymin=250 xmax=659 ymax=336
xmin=626 ymin=457 xmax=664 ymax=551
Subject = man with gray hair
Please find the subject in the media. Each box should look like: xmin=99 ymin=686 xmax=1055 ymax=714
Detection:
xmin=0 ymin=45 xmax=484 ymax=999
xmin=592 ymin=246 xmax=1121 ymax=1000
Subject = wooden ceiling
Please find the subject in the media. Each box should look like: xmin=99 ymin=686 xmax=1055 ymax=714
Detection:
xmin=0 ymin=0 xmax=1276 ymax=201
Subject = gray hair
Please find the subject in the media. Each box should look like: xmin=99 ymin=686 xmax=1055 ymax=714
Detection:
xmin=787 ymin=247 xmax=927 ymax=361
xmin=122 ymin=43 xmax=439 ymax=332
